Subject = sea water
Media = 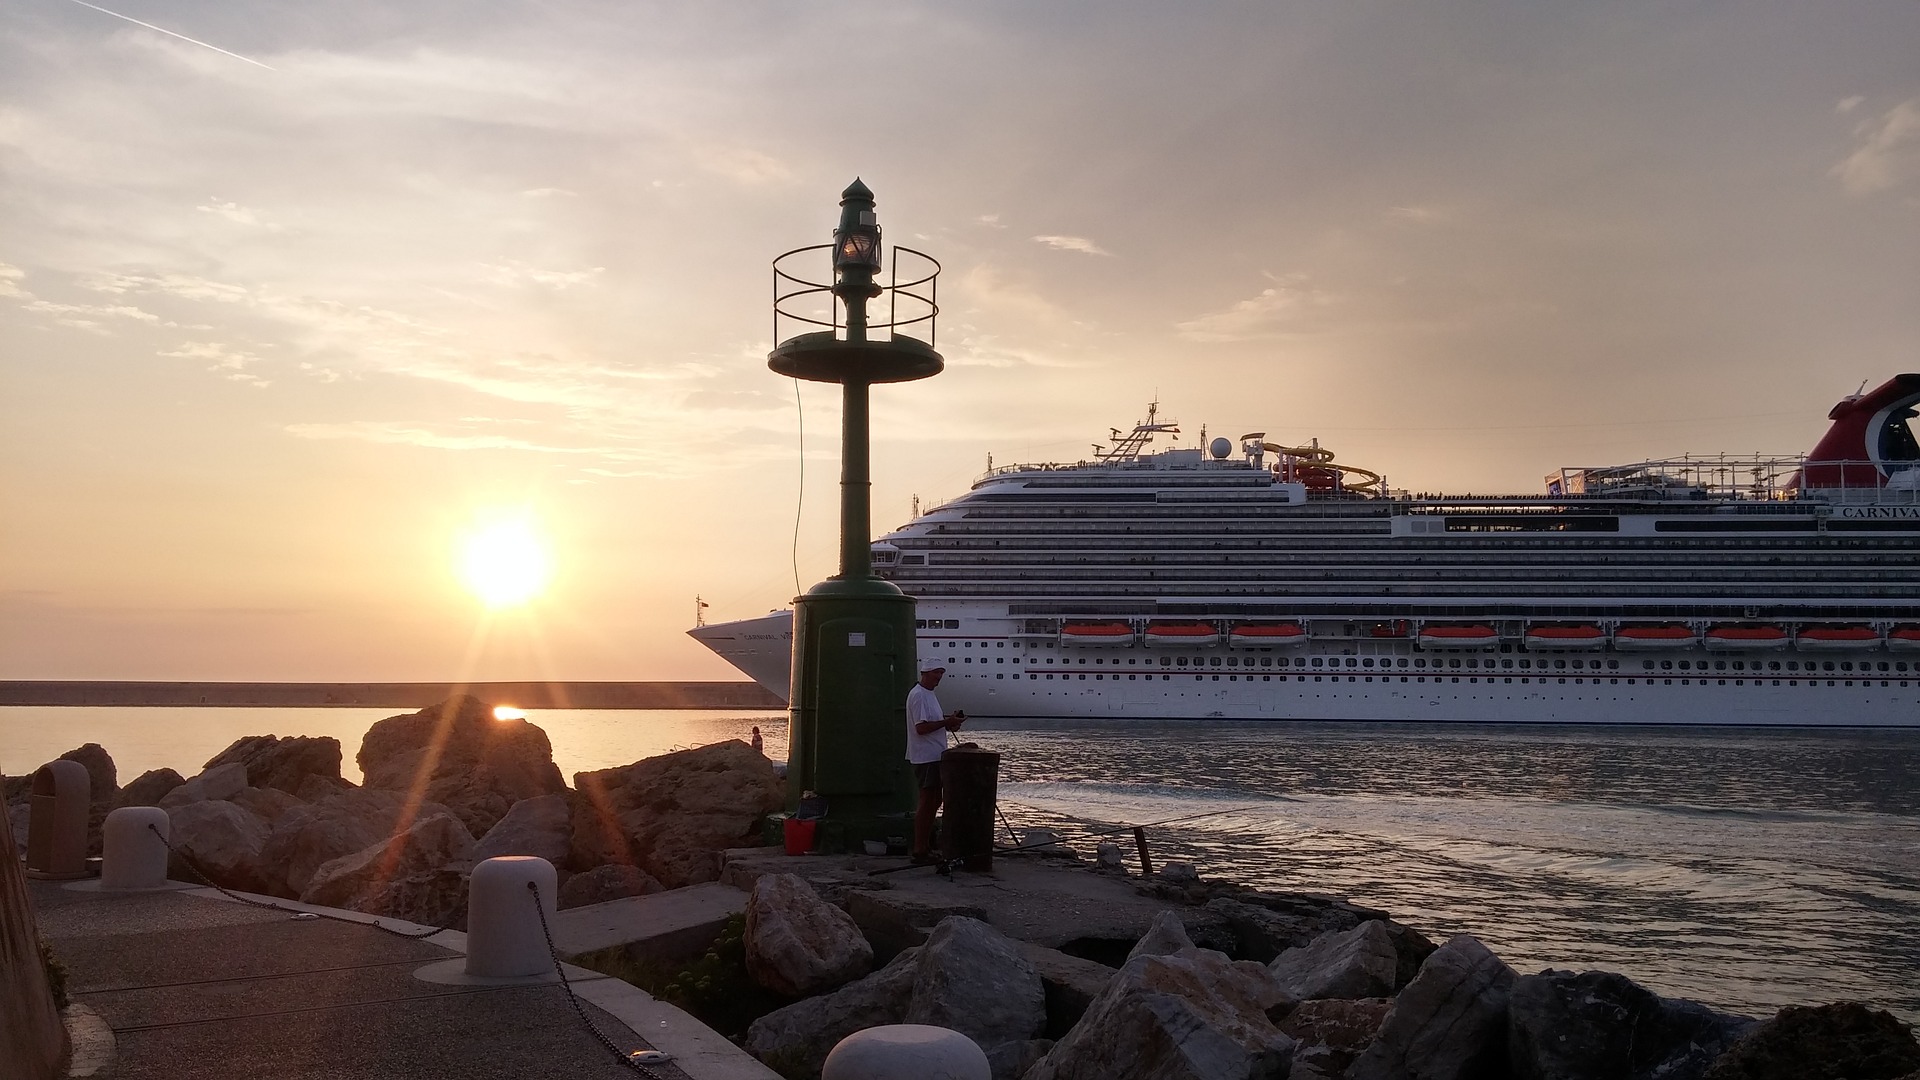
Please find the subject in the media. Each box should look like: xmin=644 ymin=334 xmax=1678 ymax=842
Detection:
xmin=4 ymin=707 xmax=1915 ymax=1022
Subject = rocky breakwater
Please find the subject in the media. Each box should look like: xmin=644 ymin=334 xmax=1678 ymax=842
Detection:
xmin=732 ymin=860 xmax=1920 ymax=1080
xmin=8 ymin=696 xmax=787 ymax=928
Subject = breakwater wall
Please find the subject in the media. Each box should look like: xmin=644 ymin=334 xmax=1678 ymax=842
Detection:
xmin=0 ymin=681 xmax=785 ymax=710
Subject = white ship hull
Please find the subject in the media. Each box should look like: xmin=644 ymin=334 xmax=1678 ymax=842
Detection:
xmin=691 ymin=605 xmax=1920 ymax=726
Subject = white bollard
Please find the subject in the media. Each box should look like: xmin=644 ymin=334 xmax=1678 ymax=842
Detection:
xmin=101 ymin=806 xmax=171 ymax=889
xmin=823 ymin=1025 xmax=990 ymax=1080
xmin=25 ymin=759 xmax=90 ymax=880
xmin=465 ymin=856 xmax=558 ymax=978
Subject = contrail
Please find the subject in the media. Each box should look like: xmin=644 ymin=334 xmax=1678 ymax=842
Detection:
xmin=65 ymin=0 xmax=276 ymax=70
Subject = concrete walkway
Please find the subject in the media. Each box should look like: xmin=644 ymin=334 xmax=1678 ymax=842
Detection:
xmin=29 ymin=879 xmax=778 ymax=1080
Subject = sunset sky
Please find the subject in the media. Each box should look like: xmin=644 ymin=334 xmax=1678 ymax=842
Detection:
xmin=2 ymin=1 xmax=1916 ymax=682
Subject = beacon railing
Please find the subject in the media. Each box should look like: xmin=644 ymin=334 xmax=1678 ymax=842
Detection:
xmin=772 ymin=243 xmax=940 ymax=348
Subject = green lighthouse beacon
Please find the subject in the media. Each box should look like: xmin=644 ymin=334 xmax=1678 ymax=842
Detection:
xmin=769 ymin=179 xmax=944 ymax=848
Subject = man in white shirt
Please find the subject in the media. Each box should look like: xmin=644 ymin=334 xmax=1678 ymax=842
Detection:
xmin=905 ymin=664 xmax=964 ymax=863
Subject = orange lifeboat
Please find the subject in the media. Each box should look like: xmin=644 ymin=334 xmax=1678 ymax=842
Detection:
xmin=1229 ymin=623 xmax=1308 ymax=648
xmin=1523 ymin=625 xmax=1608 ymax=651
xmin=1416 ymin=624 xmax=1500 ymax=650
xmin=1143 ymin=621 xmax=1221 ymax=648
xmin=1886 ymin=626 xmax=1920 ymax=653
xmin=1370 ymin=620 xmax=1411 ymax=638
xmin=1703 ymin=625 xmax=1789 ymax=652
xmin=1794 ymin=627 xmax=1882 ymax=652
xmin=1612 ymin=625 xmax=1698 ymax=651
xmin=1060 ymin=622 xmax=1135 ymax=647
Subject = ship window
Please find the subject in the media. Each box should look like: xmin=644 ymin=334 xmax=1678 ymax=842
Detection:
xmin=1094 ymin=657 xmax=1103 ymax=664
xmin=1261 ymin=657 xmax=1273 ymax=667
xmin=1501 ymin=659 xmax=1513 ymax=669
xmin=1414 ymin=659 xmax=1426 ymax=668
xmin=1346 ymin=658 xmax=1358 ymax=668
xmin=1824 ymin=662 xmax=1836 ymax=672
xmin=1160 ymin=656 xmax=1172 ymax=667
xmin=948 ymin=657 xmax=956 ymax=664
xmin=1210 ymin=656 xmax=1223 ymax=667
xmin=1731 ymin=661 xmax=1744 ymax=671
xmin=1397 ymin=658 xmax=1409 ymax=668
xmin=1840 ymin=661 xmax=1853 ymax=672
xmin=1518 ymin=659 xmax=1530 ymax=669
xmin=1079 ymin=674 xmax=1087 ymax=680
xmin=1661 ymin=661 xmax=1673 ymax=670
xmin=1296 ymin=657 xmax=1308 ymax=667
xmin=1768 ymin=662 xmax=1781 ymax=670
xmin=1226 ymin=656 xmax=1239 ymax=667
xmin=997 ymin=657 xmax=1004 ymax=664
xmin=1786 ymin=661 xmax=1799 ymax=670
xmin=1607 ymin=660 xmax=1619 ymax=670
xmin=1678 ymin=661 xmax=1691 ymax=670
xmin=1878 ymin=662 xmax=1889 ymax=672
xmin=965 ymin=641 xmax=973 ymax=648
xmin=1449 ymin=659 xmax=1462 ymax=669
xmin=1312 ymin=657 xmax=1324 ymax=667
xmin=1177 ymin=657 xmax=1190 ymax=667
xmin=1644 ymin=661 xmax=1656 ymax=670
xmin=1361 ymin=658 xmax=1375 ymax=668
xmin=998 ymin=642 xmax=1005 ymax=648
xmin=945 ymin=620 xmax=959 ymax=629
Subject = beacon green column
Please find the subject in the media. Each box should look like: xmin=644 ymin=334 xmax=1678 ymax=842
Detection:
xmin=769 ymin=180 xmax=943 ymax=849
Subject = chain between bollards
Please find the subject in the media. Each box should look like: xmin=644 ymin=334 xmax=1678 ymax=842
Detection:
xmin=145 ymin=823 xmax=458 ymax=939
xmin=526 ymin=880 xmax=671 ymax=1078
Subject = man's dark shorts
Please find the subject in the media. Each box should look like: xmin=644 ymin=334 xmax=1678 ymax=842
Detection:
xmin=913 ymin=761 xmax=942 ymax=791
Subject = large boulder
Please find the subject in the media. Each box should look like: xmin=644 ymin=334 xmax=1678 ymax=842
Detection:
xmin=472 ymin=793 xmax=572 ymax=865
xmin=1203 ymin=894 xmax=1375 ymax=963
xmin=744 ymin=873 xmax=874 ymax=997
xmin=1268 ymin=920 xmax=1400 ymax=1000
xmin=746 ymin=946 xmax=923 ymax=1079
xmin=58 ymin=743 xmax=119 ymax=805
xmin=1025 ymin=946 xmax=1296 ymax=1080
xmin=9 ymin=803 xmax=29 ymax=858
xmin=260 ymin=788 xmax=455 ymax=898
xmin=558 ymin=864 xmax=663 ymax=909
xmin=1507 ymin=969 xmax=1755 ymax=1080
xmin=357 ymin=696 xmax=566 ymax=837
xmin=1017 ymin=943 xmax=1119 ymax=1037
xmin=301 ymin=811 xmax=475 ymax=927
xmin=1279 ymin=997 xmax=1393 ymax=1080
xmin=165 ymin=800 xmax=273 ymax=894
xmin=1347 ymin=934 xmax=1516 ymax=1080
xmin=1701 ymin=1002 xmax=1920 ymax=1080
xmin=571 ymin=740 xmax=783 ymax=888
xmin=159 ymin=762 xmax=250 ymax=808
xmin=905 ymin=916 xmax=1047 ymax=1051
xmin=230 ymin=786 xmax=306 ymax=826
xmin=113 ymin=768 xmax=186 ymax=809
xmin=1128 ymin=910 xmax=1198 ymax=961
xmin=203 ymin=735 xmax=342 ymax=795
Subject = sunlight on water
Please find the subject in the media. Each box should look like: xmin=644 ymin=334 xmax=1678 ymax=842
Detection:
xmin=4 ymin=708 xmax=1915 ymax=1022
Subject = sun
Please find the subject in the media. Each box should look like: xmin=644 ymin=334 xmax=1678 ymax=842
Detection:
xmin=457 ymin=518 xmax=551 ymax=607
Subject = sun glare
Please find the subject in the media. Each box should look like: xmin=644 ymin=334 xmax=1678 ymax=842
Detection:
xmin=458 ymin=518 xmax=551 ymax=607
xmin=493 ymin=705 xmax=526 ymax=720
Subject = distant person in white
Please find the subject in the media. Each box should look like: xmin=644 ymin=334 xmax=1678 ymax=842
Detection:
xmin=905 ymin=664 xmax=964 ymax=863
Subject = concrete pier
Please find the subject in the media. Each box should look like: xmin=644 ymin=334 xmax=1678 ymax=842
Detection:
xmin=28 ymin=878 xmax=778 ymax=1079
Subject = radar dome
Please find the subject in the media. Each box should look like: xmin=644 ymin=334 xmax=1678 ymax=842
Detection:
xmin=1209 ymin=437 xmax=1232 ymax=459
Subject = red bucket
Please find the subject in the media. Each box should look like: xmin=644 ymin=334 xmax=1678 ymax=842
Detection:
xmin=783 ymin=817 xmax=817 ymax=855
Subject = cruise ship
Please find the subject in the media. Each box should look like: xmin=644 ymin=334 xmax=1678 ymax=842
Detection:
xmin=691 ymin=376 xmax=1920 ymax=726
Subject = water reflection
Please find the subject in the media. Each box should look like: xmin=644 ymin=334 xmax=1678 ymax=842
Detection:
xmin=973 ymin=720 xmax=1920 ymax=1023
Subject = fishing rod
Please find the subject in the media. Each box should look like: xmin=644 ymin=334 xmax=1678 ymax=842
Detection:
xmin=867 ymin=802 xmax=1273 ymax=876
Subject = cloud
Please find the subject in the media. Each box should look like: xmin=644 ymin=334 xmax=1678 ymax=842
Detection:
xmin=1032 ymin=235 xmax=1113 ymax=256
xmin=1832 ymin=98 xmax=1920 ymax=196
xmin=1386 ymin=205 xmax=1444 ymax=223
xmin=1837 ymin=96 xmax=1864 ymax=114
xmin=521 ymin=187 xmax=578 ymax=198
xmin=1174 ymin=274 xmax=1337 ymax=342
xmin=161 ymin=341 xmax=261 ymax=369
xmin=20 ymin=298 xmax=163 ymax=332
xmin=480 ymin=260 xmax=605 ymax=290
xmin=0 ymin=263 xmax=25 ymax=298
xmin=976 ymin=214 xmax=1006 ymax=229
xmin=284 ymin=420 xmax=608 ymax=454
xmin=196 ymin=199 xmax=283 ymax=231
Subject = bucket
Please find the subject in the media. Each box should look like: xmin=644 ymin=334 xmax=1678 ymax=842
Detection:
xmin=783 ymin=817 xmax=818 ymax=855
